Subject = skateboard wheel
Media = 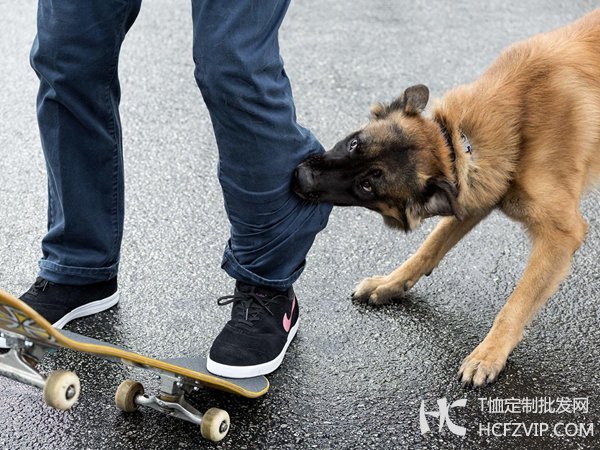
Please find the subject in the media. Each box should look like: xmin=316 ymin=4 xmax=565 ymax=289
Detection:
xmin=200 ymin=407 xmax=230 ymax=442
xmin=115 ymin=379 xmax=144 ymax=412
xmin=43 ymin=370 xmax=80 ymax=411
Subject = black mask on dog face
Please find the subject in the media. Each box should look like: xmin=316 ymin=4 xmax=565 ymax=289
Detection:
xmin=293 ymin=84 xmax=463 ymax=232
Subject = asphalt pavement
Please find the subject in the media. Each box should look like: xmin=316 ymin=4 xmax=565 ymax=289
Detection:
xmin=1 ymin=1 xmax=599 ymax=449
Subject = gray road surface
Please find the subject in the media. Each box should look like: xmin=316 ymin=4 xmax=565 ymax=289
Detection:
xmin=1 ymin=1 xmax=599 ymax=449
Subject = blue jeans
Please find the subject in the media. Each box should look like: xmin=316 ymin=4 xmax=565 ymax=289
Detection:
xmin=31 ymin=0 xmax=332 ymax=290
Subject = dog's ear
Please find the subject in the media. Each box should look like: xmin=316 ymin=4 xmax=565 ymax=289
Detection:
xmin=401 ymin=84 xmax=429 ymax=115
xmin=370 ymin=103 xmax=388 ymax=120
xmin=424 ymin=177 xmax=465 ymax=220
xmin=371 ymin=84 xmax=429 ymax=119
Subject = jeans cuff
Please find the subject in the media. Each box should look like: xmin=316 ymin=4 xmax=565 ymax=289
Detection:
xmin=221 ymin=245 xmax=303 ymax=291
xmin=38 ymin=259 xmax=118 ymax=285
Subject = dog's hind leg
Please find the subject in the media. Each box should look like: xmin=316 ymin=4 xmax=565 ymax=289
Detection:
xmin=352 ymin=211 xmax=489 ymax=305
xmin=458 ymin=212 xmax=588 ymax=386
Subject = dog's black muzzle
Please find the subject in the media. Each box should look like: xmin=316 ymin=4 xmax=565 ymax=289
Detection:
xmin=293 ymin=162 xmax=321 ymax=201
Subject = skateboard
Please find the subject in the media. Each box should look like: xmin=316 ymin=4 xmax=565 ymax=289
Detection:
xmin=0 ymin=288 xmax=269 ymax=442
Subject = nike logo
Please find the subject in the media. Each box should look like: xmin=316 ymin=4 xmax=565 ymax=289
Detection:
xmin=282 ymin=296 xmax=296 ymax=333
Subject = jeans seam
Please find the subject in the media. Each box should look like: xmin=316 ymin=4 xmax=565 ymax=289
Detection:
xmin=48 ymin=178 xmax=54 ymax=232
xmin=104 ymin=7 xmax=129 ymax=268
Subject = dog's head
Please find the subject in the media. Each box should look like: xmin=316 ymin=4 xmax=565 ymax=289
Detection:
xmin=294 ymin=84 xmax=463 ymax=232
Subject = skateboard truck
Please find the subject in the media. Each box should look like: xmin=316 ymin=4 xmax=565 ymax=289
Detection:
xmin=0 ymin=338 xmax=47 ymax=389
xmin=115 ymin=372 xmax=230 ymax=442
xmin=0 ymin=332 xmax=81 ymax=411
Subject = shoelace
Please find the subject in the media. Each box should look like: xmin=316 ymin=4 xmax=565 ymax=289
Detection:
xmin=217 ymin=291 xmax=286 ymax=328
xmin=29 ymin=277 xmax=51 ymax=295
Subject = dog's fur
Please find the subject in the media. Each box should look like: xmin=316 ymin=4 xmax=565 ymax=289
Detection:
xmin=294 ymin=9 xmax=600 ymax=386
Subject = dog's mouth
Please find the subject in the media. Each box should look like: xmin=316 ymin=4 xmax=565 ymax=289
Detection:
xmin=292 ymin=164 xmax=359 ymax=206
xmin=293 ymin=187 xmax=322 ymax=203
xmin=293 ymin=187 xmax=358 ymax=207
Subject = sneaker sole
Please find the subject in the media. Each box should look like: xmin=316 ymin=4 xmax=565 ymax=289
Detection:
xmin=0 ymin=291 xmax=120 ymax=349
xmin=206 ymin=318 xmax=300 ymax=379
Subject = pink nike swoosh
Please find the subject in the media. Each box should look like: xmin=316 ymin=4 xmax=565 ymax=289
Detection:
xmin=283 ymin=296 xmax=296 ymax=333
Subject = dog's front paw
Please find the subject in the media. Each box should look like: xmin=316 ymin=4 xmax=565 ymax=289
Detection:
xmin=458 ymin=344 xmax=507 ymax=387
xmin=351 ymin=275 xmax=412 ymax=305
xmin=351 ymin=257 xmax=433 ymax=305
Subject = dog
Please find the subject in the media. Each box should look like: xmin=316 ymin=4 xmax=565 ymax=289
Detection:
xmin=293 ymin=9 xmax=600 ymax=387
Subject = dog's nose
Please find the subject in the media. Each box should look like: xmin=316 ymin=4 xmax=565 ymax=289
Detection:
xmin=293 ymin=164 xmax=313 ymax=192
xmin=293 ymin=166 xmax=302 ymax=183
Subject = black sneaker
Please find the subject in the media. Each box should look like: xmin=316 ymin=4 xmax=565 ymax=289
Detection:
xmin=206 ymin=282 xmax=299 ymax=378
xmin=0 ymin=277 xmax=119 ymax=348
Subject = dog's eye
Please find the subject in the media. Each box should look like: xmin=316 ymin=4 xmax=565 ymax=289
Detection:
xmin=360 ymin=180 xmax=372 ymax=192
xmin=348 ymin=138 xmax=359 ymax=151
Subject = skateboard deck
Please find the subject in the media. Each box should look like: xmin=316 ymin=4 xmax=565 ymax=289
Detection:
xmin=0 ymin=288 xmax=268 ymax=441
xmin=0 ymin=288 xmax=268 ymax=397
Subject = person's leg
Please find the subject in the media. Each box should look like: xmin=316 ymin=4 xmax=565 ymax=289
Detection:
xmin=191 ymin=0 xmax=332 ymax=377
xmin=10 ymin=0 xmax=143 ymax=338
xmin=32 ymin=0 xmax=141 ymax=286
xmin=192 ymin=0 xmax=332 ymax=291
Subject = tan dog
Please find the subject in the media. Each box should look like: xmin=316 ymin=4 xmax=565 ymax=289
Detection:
xmin=293 ymin=9 xmax=600 ymax=386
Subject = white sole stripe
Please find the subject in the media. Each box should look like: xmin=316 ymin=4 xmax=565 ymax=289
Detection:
xmin=0 ymin=291 xmax=120 ymax=349
xmin=206 ymin=318 xmax=300 ymax=379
